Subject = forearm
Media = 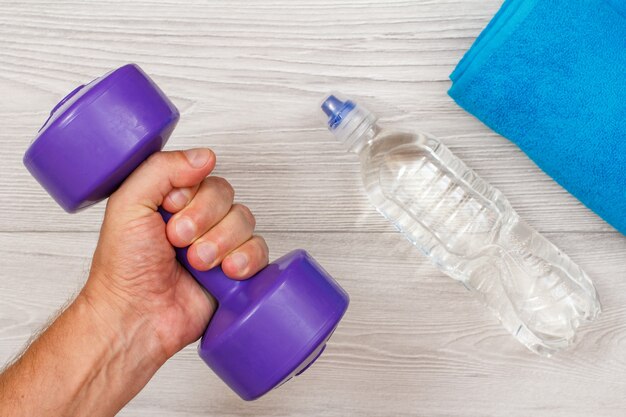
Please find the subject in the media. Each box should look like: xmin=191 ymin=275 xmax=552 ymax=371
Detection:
xmin=0 ymin=281 xmax=167 ymax=417
xmin=0 ymin=147 xmax=248 ymax=415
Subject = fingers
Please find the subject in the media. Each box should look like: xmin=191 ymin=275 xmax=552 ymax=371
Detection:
xmin=110 ymin=149 xmax=216 ymax=211
xmin=165 ymin=177 xmax=235 ymax=247
xmin=162 ymin=184 xmax=200 ymax=213
xmin=111 ymin=146 xmax=269 ymax=279
xmin=222 ymin=236 xmax=269 ymax=279
xmin=185 ymin=204 xmax=257 ymax=271
xmin=166 ymin=176 xmax=269 ymax=278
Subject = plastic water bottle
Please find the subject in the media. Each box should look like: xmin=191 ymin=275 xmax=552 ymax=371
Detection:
xmin=321 ymin=94 xmax=601 ymax=356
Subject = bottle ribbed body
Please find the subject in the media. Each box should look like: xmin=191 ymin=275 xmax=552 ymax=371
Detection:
xmin=359 ymin=129 xmax=600 ymax=355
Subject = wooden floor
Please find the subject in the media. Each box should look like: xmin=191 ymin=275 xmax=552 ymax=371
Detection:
xmin=1 ymin=1 xmax=625 ymax=416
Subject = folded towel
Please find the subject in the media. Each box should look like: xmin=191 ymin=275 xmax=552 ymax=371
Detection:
xmin=448 ymin=0 xmax=626 ymax=234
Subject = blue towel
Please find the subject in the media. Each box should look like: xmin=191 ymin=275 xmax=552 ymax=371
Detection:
xmin=448 ymin=0 xmax=626 ymax=234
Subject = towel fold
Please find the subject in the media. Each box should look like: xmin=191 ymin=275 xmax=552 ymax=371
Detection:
xmin=448 ymin=0 xmax=626 ymax=234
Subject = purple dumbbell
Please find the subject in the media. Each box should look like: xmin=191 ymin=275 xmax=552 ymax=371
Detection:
xmin=23 ymin=64 xmax=349 ymax=401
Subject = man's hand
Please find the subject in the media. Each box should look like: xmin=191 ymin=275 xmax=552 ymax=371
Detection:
xmin=88 ymin=148 xmax=269 ymax=360
xmin=0 ymin=149 xmax=269 ymax=417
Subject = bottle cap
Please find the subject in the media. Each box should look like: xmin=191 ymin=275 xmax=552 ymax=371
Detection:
xmin=321 ymin=95 xmax=356 ymax=129
xmin=321 ymin=93 xmax=377 ymax=152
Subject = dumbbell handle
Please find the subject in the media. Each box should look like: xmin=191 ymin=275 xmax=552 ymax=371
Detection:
xmin=159 ymin=208 xmax=242 ymax=302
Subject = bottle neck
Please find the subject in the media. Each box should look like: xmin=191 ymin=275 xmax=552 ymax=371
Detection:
xmin=350 ymin=124 xmax=380 ymax=154
xmin=329 ymin=104 xmax=379 ymax=154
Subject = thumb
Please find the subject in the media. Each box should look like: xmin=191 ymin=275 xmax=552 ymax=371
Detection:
xmin=110 ymin=148 xmax=216 ymax=212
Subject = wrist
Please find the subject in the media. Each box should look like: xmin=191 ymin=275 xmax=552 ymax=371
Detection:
xmin=79 ymin=275 xmax=169 ymax=372
xmin=0 ymin=278 xmax=170 ymax=417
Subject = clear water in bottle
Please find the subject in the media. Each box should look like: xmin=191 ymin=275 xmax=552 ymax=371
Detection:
xmin=321 ymin=94 xmax=601 ymax=356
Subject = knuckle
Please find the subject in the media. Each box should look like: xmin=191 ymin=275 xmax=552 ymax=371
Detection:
xmin=254 ymin=235 xmax=269 ymax=258
xmin=212 ymin=176 xmax=235 ymax=200
xmin=233 ymin=204 xmax=256 ymax=228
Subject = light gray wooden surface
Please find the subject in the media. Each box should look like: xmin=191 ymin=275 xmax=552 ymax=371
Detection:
xmin=1 ymin=1 xmax=624 ymax=416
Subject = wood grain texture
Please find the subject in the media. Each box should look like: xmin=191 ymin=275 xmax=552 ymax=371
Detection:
xmin=0 ymin=0 xmax=624 ymax=416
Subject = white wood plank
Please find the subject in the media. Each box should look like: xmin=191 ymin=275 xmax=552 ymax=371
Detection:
xmin=4 ymin=128 xmax=611 ymax=233
xmin=1 ymin=0 xmax=624 ymax=416
xmin=0 ymin=0 xmax=613 ymax=233
xmin=1 ymin=231 xmax=625 ymax=417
